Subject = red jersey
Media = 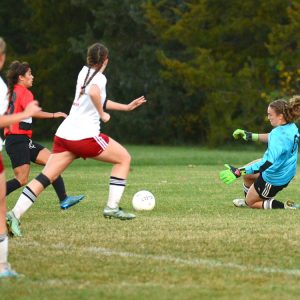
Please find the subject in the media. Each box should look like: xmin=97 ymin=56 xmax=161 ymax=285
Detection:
xmin=4 ymin=84 xmax=34 ymax=138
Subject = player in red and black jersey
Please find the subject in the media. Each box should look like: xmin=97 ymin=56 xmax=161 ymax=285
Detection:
xmin=4 ymin=61 xmax=85 ymax=237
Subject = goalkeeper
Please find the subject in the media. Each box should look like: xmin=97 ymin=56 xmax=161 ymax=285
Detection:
xmin=220 ymin=97 xmax=300 ymax=209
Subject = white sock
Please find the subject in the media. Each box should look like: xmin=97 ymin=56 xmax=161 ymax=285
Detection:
xmin=0 ymin=233 xmax=8 ymax=271
xmin=106 ymin=176 xmax=126 ymax=209
xmin=243 ymin=183 xmax=249 ymax=195
xmin=13 ymin=186 xmax=37 ymax=220
xmin=263 ymin=199 xmax=274 ymax=209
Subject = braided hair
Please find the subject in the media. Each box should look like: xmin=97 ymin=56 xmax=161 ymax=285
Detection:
xmin=78 ymin=43 xmax=108 ymax=99
xmin=7 ymin=60 xmax=30 ymax=101
xmin=270 ymin=96 xmax=300 ymax=123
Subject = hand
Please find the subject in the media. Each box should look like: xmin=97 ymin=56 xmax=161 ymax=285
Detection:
xmin=219 ymin=164 xmax=244 ymax=185
xmin=101 ymin=112 xmax=110 ymax=123
xmin=232 ymin=129 xmax=258 ymax=142
xmin=24 ymin=101 xmax=41 ymax=117
xmin=127 ymin=96 xmax=147 ymax=111
xmin=53 ymin=112 xmax=68 ymax=118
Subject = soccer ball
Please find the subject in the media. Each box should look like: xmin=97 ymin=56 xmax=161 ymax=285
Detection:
xmin=132 ymin=190 xmax=155 ymax=211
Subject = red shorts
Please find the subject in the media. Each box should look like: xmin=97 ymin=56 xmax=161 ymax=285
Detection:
xmin=0 ymin=153 xmax=4 ymax=173
xmin=53 ymin=133 xmax=109 ymax=159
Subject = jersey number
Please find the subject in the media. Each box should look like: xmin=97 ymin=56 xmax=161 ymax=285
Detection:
xmin=291 ymin=134 xmax=299 ymax=154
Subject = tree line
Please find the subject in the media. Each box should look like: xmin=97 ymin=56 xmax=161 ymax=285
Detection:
xmin=1 ymin=0 xmax=300 ymax=145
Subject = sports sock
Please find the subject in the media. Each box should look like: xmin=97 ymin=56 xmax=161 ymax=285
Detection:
xmin=52 ymin=176 xmax=67 ymax=202
xmin=106 ymin=176 xmax=126 ymax=209
xmin=0 ymin=233 xmax=8 ymax=270
xmin=263 ymin=198 xmax=284 ymax=209
xmin=243 ymin=184 xmax=249 ymax=197
xmin=12 ymin=186 xmax=37 ymax=220
xmin=6 ymin=178 xmax=21 ymax=195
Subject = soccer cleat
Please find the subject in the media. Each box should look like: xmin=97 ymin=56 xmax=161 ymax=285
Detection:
xmin=233 ymin=198 xmax=248 ymax=207
xmin=60 ymin=195 xmax=85 ymax=210
xmin=103 ymin=206 xmax=136 ymax=220
xmin=284 ymin=200 xmax=300 ymax=209
xmin=0 ymin=263 xmax=19 ymax=279
xmin=6 ymin=211 xmax=22 ymax=237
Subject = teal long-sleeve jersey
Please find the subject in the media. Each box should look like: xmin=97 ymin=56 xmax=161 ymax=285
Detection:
xmin=245 ymin=123 xmax=299 ymax=185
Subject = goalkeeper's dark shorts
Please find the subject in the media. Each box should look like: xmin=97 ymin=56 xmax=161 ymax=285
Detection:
xmin=254 ymin=174 xmax=288 ymax=200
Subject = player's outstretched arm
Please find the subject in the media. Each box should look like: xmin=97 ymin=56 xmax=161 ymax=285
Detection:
xmin=232 ymin=129 xmax=268 ymax=143
xmin=106 ymin=96 xmax=147 ymax=111
xmin=219 ymin=164 xmax=246 ymax=185
xmin=33 ymin=111 xmax=67 ymax=119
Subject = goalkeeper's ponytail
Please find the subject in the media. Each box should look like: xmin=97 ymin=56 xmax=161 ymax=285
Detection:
xmin=286 ymin=95 xmax=300 ymax=122
xmin=270 ymin=96 xmax=300 ymax=123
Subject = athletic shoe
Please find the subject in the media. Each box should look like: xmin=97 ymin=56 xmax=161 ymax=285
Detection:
xmin=60 ymin=195 xmax=85 ymax=210
xmin=233 ymin=198 xmax=248 ymax=207
xmin=103 ymin=206 xmax=136 ymax=220
xmin=0 ymin=263 xmax=19 ymax=279
xmin=6 ymin=211 xmax=22 ymax=237
xmin=284 ymin=200 xmax=300 ymax=209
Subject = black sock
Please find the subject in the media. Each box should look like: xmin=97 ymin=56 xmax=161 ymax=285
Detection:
xmin=52 ymin=176 xmax=67 ymax=202
xmin=6 ymin=178 xmax=21 ymax=195
xmin=271 ymin=199 xmax=284 ymax=209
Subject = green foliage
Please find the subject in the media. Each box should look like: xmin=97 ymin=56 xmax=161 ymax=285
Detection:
xmin=1 ymin=0 xmax=300 ymax=144
xmin=144 ymin=0 xmax=297 ymax=145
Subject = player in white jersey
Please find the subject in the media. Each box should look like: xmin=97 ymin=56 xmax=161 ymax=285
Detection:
xmin=9 ymin=42 xmax=146 ymax=227
xmin=0 ymin=37 xmax=41 ymax=278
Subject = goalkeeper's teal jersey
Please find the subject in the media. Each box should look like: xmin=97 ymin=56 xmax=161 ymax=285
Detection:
xmin=245 ymin=123 xmax=299 ymax=185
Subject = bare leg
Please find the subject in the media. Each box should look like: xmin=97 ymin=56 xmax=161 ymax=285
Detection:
xmin=245 ymin=185 xmax=264 ymax=208
xmin=11 ymin=152 xmax=76 ymax=223
xmin=0 ymin=172 xmax=6 ymax=238
xmin=30 ymin=151 xmax=77 ymax=196
xmin=0 ymin=171 xmax=16 ymax=275
xmin=93 ymin=137 xmax=131 ymax=178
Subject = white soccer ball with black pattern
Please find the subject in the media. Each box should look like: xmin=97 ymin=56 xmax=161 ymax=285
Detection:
xmin=132 ymin=190 xmax=155 ymax=211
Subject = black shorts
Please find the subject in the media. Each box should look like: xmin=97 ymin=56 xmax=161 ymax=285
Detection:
xmin=254 ymin=174 xmax=288 ymax=200
xmin=5 ymin=135 xmax=45 ymax=169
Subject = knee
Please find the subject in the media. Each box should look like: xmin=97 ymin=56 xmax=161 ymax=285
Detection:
xmin=17 ymin=176 xmax=28 ymax=186
xmin=120 ymin=151 xmax=131 ymax=166
xmin=124 ymin=152 xmax=131 ymax=165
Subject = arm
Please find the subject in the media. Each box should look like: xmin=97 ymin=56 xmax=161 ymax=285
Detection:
xmin=258 ymin=133 xmax=268 ymax=143
xmin=105 ymin=96 xmax=146 ymax=111
xmin=89 ymin=84 xmax=110 ymax=122
xmin=219 ymin=161 xmax=272 ymax=185
xmin=233 ymin=129 xmax=268 ymax=143
xmin=33 ymin=111 xmax=67 ymax=119
xmin=221 ymin=135 xmax=281 ymax=184
xmin=0 ymin=101 xmax=41 ymax=128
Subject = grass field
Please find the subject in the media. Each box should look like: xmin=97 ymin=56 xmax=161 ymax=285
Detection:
xmin=1 ymin=144 xmax=300 ymax=300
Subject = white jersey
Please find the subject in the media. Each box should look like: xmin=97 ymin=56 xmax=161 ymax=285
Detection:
xmin=0 ymin=76 xmax=8 ymax=151
xmin=56 ymin=66 xmax=107 ymax=140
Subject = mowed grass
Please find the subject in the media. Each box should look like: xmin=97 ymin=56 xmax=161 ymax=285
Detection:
xmin=1 ymin=144 xmax=300 ymax=300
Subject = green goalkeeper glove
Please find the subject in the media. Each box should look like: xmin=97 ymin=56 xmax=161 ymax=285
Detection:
xmin=219 ymin=164 xmax=246 ymax=185
xmin=232 ymin=129 xmax=259 ymax=142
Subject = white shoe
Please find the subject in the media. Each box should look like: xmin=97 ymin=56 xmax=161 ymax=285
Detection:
xmin=233 ymin=198 xmax=247 ymax=207
xmin=284 ymin=200 xmax=300 ymax=209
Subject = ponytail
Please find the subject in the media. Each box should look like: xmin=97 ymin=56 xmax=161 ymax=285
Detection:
xmin=77 ymin=42 xmax=108 ymax=100
xmin=270 ymin=95 xmax=300 ymax=123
